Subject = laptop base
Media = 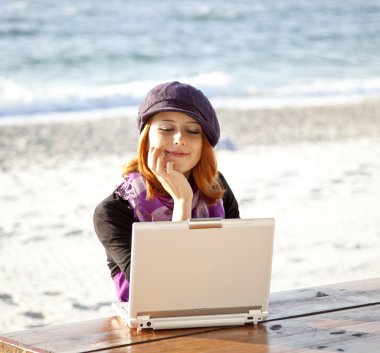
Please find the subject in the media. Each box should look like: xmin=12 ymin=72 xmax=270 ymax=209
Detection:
xmin=112 ymin=302 xmax=267 ymax=330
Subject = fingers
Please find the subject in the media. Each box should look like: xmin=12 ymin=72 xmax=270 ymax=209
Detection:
xmin=148 ymin=147 xmax=159 ymax=172
xmin=166 ymin=161 xmax=174 ymax=174
xmin=148 ymin=147 xmax=167 ymax=176
xmin=156 ymin=150 xmax=165 ymax=175
xmin=147 ymin=146 xmax=154 ymax=170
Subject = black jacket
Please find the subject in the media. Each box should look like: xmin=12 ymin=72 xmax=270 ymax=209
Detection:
xmin=93 ymin=172 xmax=240 ymax=281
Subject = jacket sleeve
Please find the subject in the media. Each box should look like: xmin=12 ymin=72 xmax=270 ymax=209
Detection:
xmin=219 ymin=172 xmax=240 ymax=219
xmin=93 ymin=194 xmax=135 ymax=281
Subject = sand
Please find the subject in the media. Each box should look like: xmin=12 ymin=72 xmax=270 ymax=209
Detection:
xmin=1 ymin=98 xmax=380 ymax=333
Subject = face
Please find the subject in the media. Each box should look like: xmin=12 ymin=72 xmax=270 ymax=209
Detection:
xmin=148 ymin=111 xmax=203 ymax=177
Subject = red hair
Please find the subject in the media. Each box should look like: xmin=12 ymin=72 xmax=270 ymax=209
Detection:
xmin=122 ymin=121 xmax=224 ymax=204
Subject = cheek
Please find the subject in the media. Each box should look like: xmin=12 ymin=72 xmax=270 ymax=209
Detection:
xmin=148 ymin=132 xmax=163 ymax=148
xmin=194 ymin=141 xmax=203 ymax=161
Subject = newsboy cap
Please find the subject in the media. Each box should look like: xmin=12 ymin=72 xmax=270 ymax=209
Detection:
xmin=137 ymin=81 xmax=220 ymax=146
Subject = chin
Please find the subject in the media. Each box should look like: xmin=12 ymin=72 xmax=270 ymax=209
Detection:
xmin=176 ymin=167 xmax=188 ymax=174
xmin=175 ymin=166 xmax=192 ymax=177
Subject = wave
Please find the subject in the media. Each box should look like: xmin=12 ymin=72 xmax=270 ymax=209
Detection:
xmin=272 ymin=78 xmax=380 ymax=97
xmin=1 ymin=74 xmax=380 ymax=119
xmin=0 ymin=72 xmax=231 ymax=117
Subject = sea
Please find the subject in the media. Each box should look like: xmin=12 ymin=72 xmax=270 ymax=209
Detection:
xmin=1 ymin=0 xmax=380 ymax=121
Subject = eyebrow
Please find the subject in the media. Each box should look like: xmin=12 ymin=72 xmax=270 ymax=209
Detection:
xmin=159 ymin=119 xmax=201 ymax=126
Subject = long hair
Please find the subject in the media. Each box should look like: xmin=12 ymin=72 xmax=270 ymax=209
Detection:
xmin=121 ymin=121 xmax=225 ymax=204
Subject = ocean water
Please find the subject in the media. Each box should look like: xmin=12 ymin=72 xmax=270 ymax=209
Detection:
xmin=1 ymin=0 xmax=380 ymax=119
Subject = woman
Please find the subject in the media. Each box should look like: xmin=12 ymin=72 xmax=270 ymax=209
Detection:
xmin=93 ymin=81 xmax=240 ymax=302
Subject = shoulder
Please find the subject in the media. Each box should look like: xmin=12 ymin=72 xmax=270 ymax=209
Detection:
xmin=217 ymin=171 xmax=229 ymax=188
xmin=218 ymin=171 xmax=235 ymax=194
xmin=95 ymin=193 xmax=128 ymax=213
xmin=218 ymin=171 xmax=240 ymax=219
xmin=94 ymin=193 xmax=134 ymax=224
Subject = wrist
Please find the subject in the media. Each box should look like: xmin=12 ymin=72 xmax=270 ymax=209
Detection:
xmin=172 ymin=198 xmax=192 ymax=221
xmin=173 ymin=195 xmax=192 ymax=204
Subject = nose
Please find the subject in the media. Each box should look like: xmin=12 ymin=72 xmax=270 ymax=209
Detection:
xmin=173 ymin=131 xmax=185 ymax=145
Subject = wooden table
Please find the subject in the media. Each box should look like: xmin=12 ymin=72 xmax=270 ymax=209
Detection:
xmin=1 ymin=278 xmax=379 ymax=353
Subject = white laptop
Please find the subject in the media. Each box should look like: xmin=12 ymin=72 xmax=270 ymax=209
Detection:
xmin=112 ymin=217 xmax=275 ymax=330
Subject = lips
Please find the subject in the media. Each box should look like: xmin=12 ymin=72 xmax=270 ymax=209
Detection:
xmin=165 ymin=150 xmax=189 ymax=158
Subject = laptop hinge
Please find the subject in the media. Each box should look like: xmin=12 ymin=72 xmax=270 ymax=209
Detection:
xmin=136 ymin=315 xmax=152 ymax=329
xmin=248 ymin=309 xmax=265 ymax=325
xmin=188 ymin=218 xmax=223 ymax=229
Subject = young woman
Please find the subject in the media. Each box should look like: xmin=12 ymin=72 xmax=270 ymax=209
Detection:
xmin=93 ymin=81 xmax=240 ymax=301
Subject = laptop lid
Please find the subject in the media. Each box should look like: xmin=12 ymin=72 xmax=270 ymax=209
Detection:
xmin=127 ymin=217 xmax=275 ymax=329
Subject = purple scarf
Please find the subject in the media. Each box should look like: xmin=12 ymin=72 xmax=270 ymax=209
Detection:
xmin=114 ymin=171 xmax=225 ymax=221
xmin=113 ymin=171 xmax=225 ymax=301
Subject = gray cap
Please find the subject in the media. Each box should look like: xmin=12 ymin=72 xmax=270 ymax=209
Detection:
xmin=137 ymin=81 xmax=220 ymax=146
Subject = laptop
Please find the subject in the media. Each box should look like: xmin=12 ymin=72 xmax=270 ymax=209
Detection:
xmin=112 ymin=217 xmax=275 ymax=330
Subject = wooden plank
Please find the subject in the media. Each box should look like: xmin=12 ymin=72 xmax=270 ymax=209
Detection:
xmin=1 ymin=278 xmax=379 ymax=353
xmin=268 ymin=277 xmax=380 ymax=320
xmin=0 ymin=317 xmax=223 ymax=353
xmin=266 ymin=304 xmax=380 ymax=352
xmin=116 ymin=304 xmax=380 ymax=353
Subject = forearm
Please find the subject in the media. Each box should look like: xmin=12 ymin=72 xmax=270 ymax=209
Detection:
xmin=172 ymin=198 xmax=192 ymax=221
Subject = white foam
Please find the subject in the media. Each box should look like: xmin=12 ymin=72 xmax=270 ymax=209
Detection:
xmin=0 ymin=106 xmax=137 ymax=126
xmin=1 ymin=74 xmax=380 ymax=119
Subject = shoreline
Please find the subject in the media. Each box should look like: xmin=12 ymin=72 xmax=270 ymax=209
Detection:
xmin=217 ymin=97 xmax=380 ymax=146
xmin=1 ymin=97 xmax=380 ymax=172
xmin=0 ymin=94 xmax=377 ymax=127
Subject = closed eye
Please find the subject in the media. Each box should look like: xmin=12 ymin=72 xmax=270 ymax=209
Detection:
xmin=186 ymin=129 xmax=201 ymax=135
xmin=158 ymin=127 xmax=174 ymax=132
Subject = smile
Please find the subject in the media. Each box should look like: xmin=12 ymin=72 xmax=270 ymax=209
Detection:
xmin=165 ymin=151 xmax=190 ymax=158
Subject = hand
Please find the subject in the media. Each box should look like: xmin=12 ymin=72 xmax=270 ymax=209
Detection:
xmin=148 ymin=147 xmax=193 ymax=220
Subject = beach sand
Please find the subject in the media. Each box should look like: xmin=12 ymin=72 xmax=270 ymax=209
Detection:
xmin=1 ymin=98 xmax=380 ymax=332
